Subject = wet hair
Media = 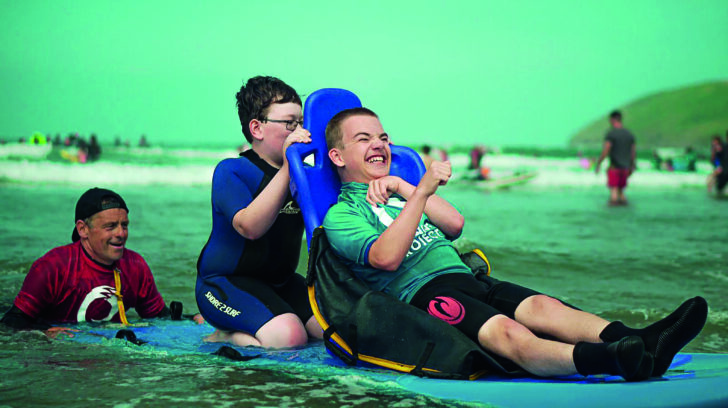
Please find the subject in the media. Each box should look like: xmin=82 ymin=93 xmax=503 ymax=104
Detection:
xmin=609 ymin=110 xmax=623 ymax=122
xmin=235 ymin=76 xmax=302 ymax=143
xmin=325 ymin=107 xmax=379 ymax=150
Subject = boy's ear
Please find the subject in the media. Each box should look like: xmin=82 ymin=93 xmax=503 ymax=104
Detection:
xmin=249 ymin=119 xmax=264 ymax=142
xmin=328 ymin=148 xmax=345 ymax=167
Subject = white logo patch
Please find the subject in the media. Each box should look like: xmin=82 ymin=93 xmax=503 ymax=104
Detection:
xmin=77 ymin=285 xmax=119 ymax=322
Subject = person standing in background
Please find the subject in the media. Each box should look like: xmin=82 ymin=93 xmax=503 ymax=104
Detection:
xmin=594 ymin=110 xmax=636 ymax=205
xmin=419 ymin=145 xmax=435 ymax=168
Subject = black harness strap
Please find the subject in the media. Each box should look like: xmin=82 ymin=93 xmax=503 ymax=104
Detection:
xmin=410 ymin=342 xmax=436 ymax=377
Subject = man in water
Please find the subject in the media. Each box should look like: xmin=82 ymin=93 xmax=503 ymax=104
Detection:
xmin=322 ymin=107 xmax=707 ymax=380
xmin=594 ymin=110 xmax=636 ymax=205
xmin=196 ymin=76 xmax=322 ymax=348
xmin=2 ymin=188 xmax=175 ymax=336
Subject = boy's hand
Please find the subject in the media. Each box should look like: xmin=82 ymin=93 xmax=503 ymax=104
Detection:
xmin=282 ymin=127 xmax=311 ymax=162
xmin=367 ymin=176 xmax=403 ymax=206
xmin=417 ymin=161 xmax=451 ymax=197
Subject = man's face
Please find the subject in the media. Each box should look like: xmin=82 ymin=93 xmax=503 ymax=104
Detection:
xmin=78 ymin=208 xmax=129 ymax=265
xmin=255 ymin=102 xmax=303 ymax=165
xmin=331 ymin=114 xmax=391 ymax=183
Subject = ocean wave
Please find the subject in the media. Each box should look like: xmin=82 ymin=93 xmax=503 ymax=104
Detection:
xmin=0 ymin=146 xmax=716 ymax=188
xmin=450 ymin=154 xmax=714 ymax=189
xmin=0 ymin=160 xmax=215 ymax=186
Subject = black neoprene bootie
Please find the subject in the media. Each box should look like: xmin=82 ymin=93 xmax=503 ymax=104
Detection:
xmin=641 ymin=296 xmax=708 ymax=376
xmin=600 ymin=296 xmax=708 ymax=377
xmin=574 ymin=336 xmax=652 ymax=382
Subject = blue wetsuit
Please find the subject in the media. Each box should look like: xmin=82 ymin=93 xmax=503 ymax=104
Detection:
xmin=196 ymin=149 xmax=311 ymax=334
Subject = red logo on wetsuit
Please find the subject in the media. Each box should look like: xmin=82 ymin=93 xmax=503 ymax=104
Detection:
xmin=427 ymin=296 xmax=465 ymax=325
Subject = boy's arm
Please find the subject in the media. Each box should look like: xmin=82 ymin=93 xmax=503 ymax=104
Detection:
xmin=232 ymin=163 xmax=292 ymax=240
xmin=232 ymin=128 xmax=310 ymax=239
xmin=367 ymin=161 xmax=463 ymax=237
xmin=368 ymin=161 xmax=461 ymax=271
xmin=368 ymin=186 xmax=429 ymax=271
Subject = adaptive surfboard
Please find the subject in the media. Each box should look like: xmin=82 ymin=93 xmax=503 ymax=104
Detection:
xmin=64 ymin=319 xmax=728 ymax=408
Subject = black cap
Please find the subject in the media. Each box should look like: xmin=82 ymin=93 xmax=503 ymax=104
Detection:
xmin=71 ymin=188 xmax=129 ymax=242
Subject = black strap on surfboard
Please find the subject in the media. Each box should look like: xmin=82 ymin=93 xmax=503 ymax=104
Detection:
xmin=211 ymin=345 xmax=261 ymax=362
xmin=410 ymin=342 xmax=436 ymax=377
xmin=115 ymin=329 xmax=147 ymax=345
xmin=323 ymin=325 xmax=357 ymax=366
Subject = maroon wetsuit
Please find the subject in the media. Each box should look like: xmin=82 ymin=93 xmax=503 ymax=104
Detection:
xmin=13 ymin=241 xmax=166 ymax=323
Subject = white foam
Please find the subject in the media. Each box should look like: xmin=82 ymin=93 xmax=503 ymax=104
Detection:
xmin=0 ymin=150 xmax=715 ymax=189
xmin=0 ymin=160 xmax=214 ymax=186
xmin=454 ymin=154 xmax=713 ymax=188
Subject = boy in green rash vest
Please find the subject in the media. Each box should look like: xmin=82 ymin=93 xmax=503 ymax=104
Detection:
xmin=322 ymin=107 xmax=708 ymax=381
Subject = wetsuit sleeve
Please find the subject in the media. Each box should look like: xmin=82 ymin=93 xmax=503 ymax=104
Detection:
xmin=323 ymin=203 xmax=379 ymax=266
xmin=0 ymin=305 xmax=51 ymax=330
xmin=211 ymin=159 xmax=257 ymax=226
xmin=12 ymin=256 xmax=61 ymax=320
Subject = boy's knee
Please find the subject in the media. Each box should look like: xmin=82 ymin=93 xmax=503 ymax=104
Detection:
xmin=479 ymin=315 xmax=526 ymax=347
xmin=479 ymin=315 xmax=538 ymax=363
xmin=258 ymin=313 xmax=308 ymax=348
xmin=517 ymin=294 xmax=563 ymax=318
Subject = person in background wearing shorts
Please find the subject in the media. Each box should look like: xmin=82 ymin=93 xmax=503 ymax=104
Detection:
xmin=322 ymin=107 xmax=707 ymax=381
xmin=196 ymin=76 xmax=322 ymax=348
xmin=595 ymin=110 xmax=636 ymax=205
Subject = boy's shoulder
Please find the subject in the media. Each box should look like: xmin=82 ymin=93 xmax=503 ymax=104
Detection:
xmin=213 ymin=153 xmax=266 ymax=180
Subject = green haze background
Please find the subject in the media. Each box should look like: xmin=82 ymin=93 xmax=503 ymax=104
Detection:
xmin=1 ymin=0 xmax=727 ymax=148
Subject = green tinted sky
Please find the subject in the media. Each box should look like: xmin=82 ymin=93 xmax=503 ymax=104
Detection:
xmin=2 ymin=1 xmax=726 ymax=148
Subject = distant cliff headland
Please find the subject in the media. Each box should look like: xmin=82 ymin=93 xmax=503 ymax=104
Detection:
xmin=570 ymin=81 xmax=728 ymax=150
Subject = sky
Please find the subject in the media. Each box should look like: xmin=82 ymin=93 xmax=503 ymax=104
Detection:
xmin=1 ymin=1 xmax=727 ymax=148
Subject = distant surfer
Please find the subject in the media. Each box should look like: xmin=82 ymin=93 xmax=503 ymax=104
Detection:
xmin=594 ymin=110 xmax=636 ymax=206
xmin=321 ymin=107 xmax=707 ymax=381
xmin=468 ymin=145 xmax=490 ymax=180
xmin=1 ymin=188 xmax=182 ymax=337
xmin=708 ymin=134 xmax=728 ymax=194
xmin=196 ymin=76 xmax=323 ymax=348
xmin=419 ymin=144 xmax=435 ymax=169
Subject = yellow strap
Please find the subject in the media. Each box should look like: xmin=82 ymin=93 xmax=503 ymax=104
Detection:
xmin=472 ymin=248 xmax=491 ymax=276
xmin=113 ymin=268 xmax=130 ymax=326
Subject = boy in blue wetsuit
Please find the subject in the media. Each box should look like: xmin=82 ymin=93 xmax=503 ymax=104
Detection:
xmin=196 ymin=76 xmax=322 ymax=348
xmin=322 ymin=107 xmax=707 ymax=380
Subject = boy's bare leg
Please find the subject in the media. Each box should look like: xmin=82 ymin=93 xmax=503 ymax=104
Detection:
xmin=514 ymin=294 xmax=609 ymax=344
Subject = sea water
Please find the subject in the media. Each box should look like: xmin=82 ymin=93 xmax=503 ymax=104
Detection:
xmin=1 ymin=145 xmax=726 ymax=407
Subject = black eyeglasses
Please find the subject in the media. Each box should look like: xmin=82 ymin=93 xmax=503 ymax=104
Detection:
xmin=261 ymin=118 xmax=303 ymax=131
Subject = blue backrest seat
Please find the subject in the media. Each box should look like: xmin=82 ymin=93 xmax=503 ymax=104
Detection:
xmin=287 ymin=88 xmax=426 ymax=249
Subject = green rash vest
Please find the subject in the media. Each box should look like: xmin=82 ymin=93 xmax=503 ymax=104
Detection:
xmin=323 ymin=182 xmax=471 ymax=303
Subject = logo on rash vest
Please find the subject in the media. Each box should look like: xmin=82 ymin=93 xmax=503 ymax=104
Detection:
xmin=77 ymin=285 xmax=120 ymax=322
xmin=427 ymin=296 xmax=465 ymax=325
xmin=280 ymin=201 xmax=300 ymax=215
xmin=370 ymin=197 xmax=445 ymax=257
xmin=205 ymin=291 xmax=242 ymax=317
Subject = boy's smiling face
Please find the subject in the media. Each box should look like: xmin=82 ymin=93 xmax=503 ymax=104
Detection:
xmin=330 ymin=114 xmax=391 ymax=183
